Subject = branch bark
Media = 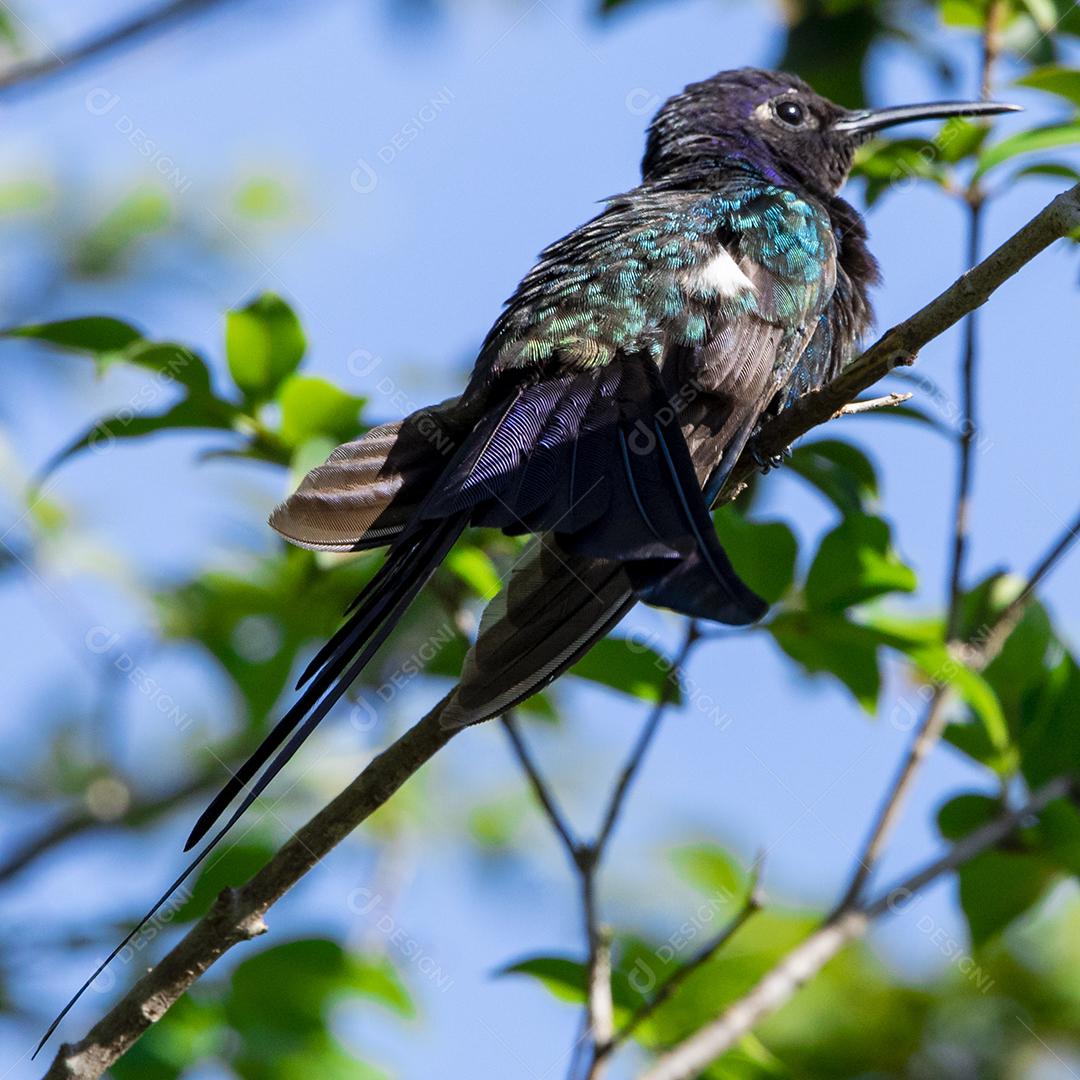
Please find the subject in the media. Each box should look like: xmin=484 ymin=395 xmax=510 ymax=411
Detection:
xmin=39 ymin=183 xmax=1080 ymax=1079
xmin=40 ymin=699 xmax=459 ymax=1080
xmin=723 ymin=182 xmax=1080 ymax=502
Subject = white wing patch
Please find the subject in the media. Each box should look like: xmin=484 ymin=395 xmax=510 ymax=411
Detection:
xmin=682 ymin=248 xmax=756 ymax=298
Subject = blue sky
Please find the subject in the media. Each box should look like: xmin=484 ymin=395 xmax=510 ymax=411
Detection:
xmin=1 ymin=1 xmax=1079 ymax=1077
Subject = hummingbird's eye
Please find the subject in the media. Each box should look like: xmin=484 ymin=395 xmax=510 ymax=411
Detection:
xmin=774 ymin=100 xmax=806 ymax=126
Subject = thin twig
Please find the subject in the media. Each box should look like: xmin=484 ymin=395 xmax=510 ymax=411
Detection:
xmin=581 ymin=881 xmax=613 ymax=1080
xmin=594 ymin=621 xmax=699 ymax=854
xmin=640 ymin=775 xmax=1075 ymax=1080
xmin=987 ymin=505 xmax=1080 ymax=647
xmin=602 ymin=860 xmax=766 ymax=1056
xmin=0 ymin=0 xmax=235 ymax=99
xmin=840 ymin=24 xmax=1005 ymax=909
xmin=945 ymin=194 xmax=986 ymax=639
xmin=578 ymin=622 xmax=700 ymax=1079
xmin=834 ymin=689 xmax=950 ymax=910
xmin=836 ymin=499 xmax=1080 ymax=910
xmin=503 ymin=622 xmax=701 ymax=1080
xmin=500 ymin=712 xmax=579 ymax=857
xmin=832 ymin=391 xmax=912 ymax=417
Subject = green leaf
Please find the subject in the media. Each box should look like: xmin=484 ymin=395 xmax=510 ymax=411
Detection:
xmin=45 ymin=394 xmax=237 ymax=475
xmin=0 ymin=178 xmax=50 ymax=214
xmin=1016 ymin=65 xmax=1080 ymax=107
xmin=226 ymin=293 xmax=306 ymax=401
xmin=468 ymin=793 xmax=528 ymax=848
xmin=941 ymin=660 xmax=1010 ymax=753
xmin=1019 ymin=0 xmax=1065 ymax=34
xmin=109 ymin=995 xmax=224 ymax=1080
xmin=852 ymin=138 xmax=949 ymax=204
xmin=159 ymin=546 xmax=380 ymax=724
xmin=787 ymin=439 xmax=878 ymax=513
xmin=954 ymin=571 xmax=1026 ymax=645
xmin=120 ymin=340 xmax=217 ymax=397
xmin=804 ymin=513 xmax=916 ymax=612
xmin=940 ymin=0 xmax=983 ymax=29
xmin=713 ymin=508 xmax=798 ymax=604
xmin=446 ymin=545 xmax=503 ymax=600
xmin=769 ymin=610 xmax=884 ymax=712
xmin=233 ymin=176 xmax=291 ymax=219
xmin=1011 ymin=161 xmax=1080 ymax=182
xmin=568 ymin=635 xmax=680 ymax=705
xmin=1018 ymin=652 xmax=1080 ymax=789
xmin=671 ymin=844 xmax=745 ymax=902
xmin=975 ymin=122 xmax=1080 ymax=178
xmin=11 ymin=325 xmax=242 ymax=475
xmin=982 ymin=596 xmax=1055 ymax=721
xmin=0 ymin=11 xmax=19 ymax=50
xmin=74 ymin=187 xmax=172 ymax=275
xmin=4 ymin=316 xmax=142 ymax=353
xmin=958 ymin=851 xmax=1057 ymax=946
xmin=500 ymin=955 xmax=587 ymax=1004
xmin=1035 ymin=798 xmax=1080 ymax=877
xmin=176 ymin=839 xmax=277 ymax=923
xmin=227 ymin=940 xmax=413 ymax=1041
xmin=776 ymin=1 xmax=880 ymax=107
xmin=938 ymin=117 xmax=992 ymax=163
xmin=894 ymin=638 xmax=1010 ymax=756
xmin=943 ymin=717 xmax=1009 ymax=770
xmin=937 ymin=792 xmax=1001 ymax=841
xmin=500 ymin=952 xmax=643 ymax=1013
xmin=277 ymin=374 xmax=364 ymax=448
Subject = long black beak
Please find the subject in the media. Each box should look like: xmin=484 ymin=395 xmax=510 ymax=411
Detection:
xmin=833 ymin=100 xmax=1021 ymax=134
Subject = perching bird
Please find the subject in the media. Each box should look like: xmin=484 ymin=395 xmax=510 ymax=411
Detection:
xmin=185 ymin=68 xmax=1017 ymax=850
xmin=38 ymin=67 xmax=1018 ymax=1052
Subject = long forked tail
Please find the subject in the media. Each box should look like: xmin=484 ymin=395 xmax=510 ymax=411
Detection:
xmin=184 ymin=513 xmax=468 ymax=851
xmin=34 ymin=512 xmax=467 ymax=1057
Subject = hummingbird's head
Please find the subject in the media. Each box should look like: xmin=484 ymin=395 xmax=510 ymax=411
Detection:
xmin=642 ymin=67 xmax=1019 ymax=196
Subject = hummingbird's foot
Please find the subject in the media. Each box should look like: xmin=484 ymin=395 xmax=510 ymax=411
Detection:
xmin=752 ymin=444 xmax=791 ymax=474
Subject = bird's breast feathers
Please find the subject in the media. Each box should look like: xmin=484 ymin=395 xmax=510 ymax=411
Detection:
xmin=477 ymin=180 xmax=838 ymax=380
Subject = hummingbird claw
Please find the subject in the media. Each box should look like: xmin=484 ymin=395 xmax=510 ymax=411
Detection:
xmin=751 ymin=444 xmax=791 ymax=474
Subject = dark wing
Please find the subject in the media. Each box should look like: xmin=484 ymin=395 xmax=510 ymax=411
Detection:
xmin=445 ymin=184 xmax=856 ymax=724
xmin=440 ymin=323 xmax=786 ymax=725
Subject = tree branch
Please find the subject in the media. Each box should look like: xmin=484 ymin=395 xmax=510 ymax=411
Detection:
xmin=723 ymin=183 xmax=1080 ymax=503
xmin=501 ymin=623 xmax=701 ymax=1080
xmin=594 ymin=622 xmax=699 ymax=854
xmin=640 ymin=775 xmax=1076 ymax=1080
xmin=501 ymin=712 xmax=579 ymax=857
xmin=832 ymin=391 xmax=912 ymax=417
xmin=650 ymin=496 xmax=1080 ymax=1076
xmin=603 ymin=861 xmax=765 ymax=1056
xmin=39 ymin=183 xmax=1080 ymax=1079
xmin=0 ymin=774 xmax=213 ymax=886
xmin=40 ymin=698 xmax=460 ymax=1080
xmin=0 ymin=0 xmax=234 ymax=100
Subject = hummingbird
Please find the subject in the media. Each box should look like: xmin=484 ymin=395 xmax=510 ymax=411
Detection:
xmin=184 ymin=69 xmax=1017 ymax=850
xmin=38 ymin=68 xmax=1019 ymax=1054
